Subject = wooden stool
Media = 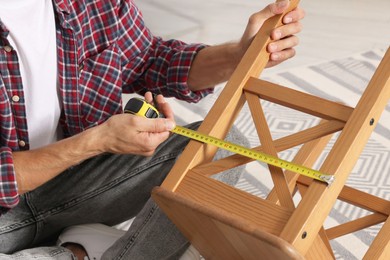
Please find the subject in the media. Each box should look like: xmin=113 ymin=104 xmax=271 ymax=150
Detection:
xmin=152 ymin=0 xmax=390 ymax=258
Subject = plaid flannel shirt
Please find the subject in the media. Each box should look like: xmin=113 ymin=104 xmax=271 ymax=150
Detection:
xmin=0 ymin=0 xmax=211 ymax=213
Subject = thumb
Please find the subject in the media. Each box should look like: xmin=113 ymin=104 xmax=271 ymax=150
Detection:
xmin=241 ymin=0 xmax=289 ymax=46
xmin=141 ymin=118 xmax=176 ymax=133
xmin=256 ymin=0 xmax=289 ymax=21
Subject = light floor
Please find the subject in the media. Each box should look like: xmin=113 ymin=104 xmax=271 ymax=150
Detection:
xmin=135 ymin=0 xmax=390 ymax=74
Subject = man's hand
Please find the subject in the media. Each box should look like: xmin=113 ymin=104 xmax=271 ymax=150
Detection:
xmin=239 ymin=0 xmax=305 ymax=68
xmin=96 ymin=93 xmax=175 ymax=156
xmin=187 ymin=0 xmax=305 ymax=91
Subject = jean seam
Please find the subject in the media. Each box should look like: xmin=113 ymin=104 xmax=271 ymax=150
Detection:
xmin=0 ymin=194 xmax=37 ymax=236
xmin=0 ymin=217 xmax=36 ymax=234
xmin=115 ymin=204 xmax=158 ymax=260
xmin=10 ymin=247 xmax=73 ymax=259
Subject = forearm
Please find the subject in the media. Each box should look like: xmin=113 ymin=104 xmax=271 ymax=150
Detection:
xmin=12 ymin=109 xmax=175 ymax=195
xmin=187 ymin=42 xmax=242 ymax=91
xmin=13 ymin=127 xmax=102 ymax=194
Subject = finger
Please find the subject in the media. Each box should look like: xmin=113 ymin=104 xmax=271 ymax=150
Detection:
xmin=144 ymin=91 xmax=153 ymax=104
xmin=283 ymin=6 xmax=306 ymax=24
xmin=116 ymin=115 xmax=172 ymax=155
xmin=271 ymin=21 xmax=303 ymax=40
xmin=250 ymin=0 xmax=289 ymax=26
xmin=154 ymin=94 xmax=165 ymax=109
xmin=241 ymin=0 xmax=290 ymax=48
xmin=268 ymin=35 xmax=299 ymax=53
xmin=155 ymin=95 xmax=175 ymax=121
xmin=136 ymin=117 xmax=175 ymax=133
xmin=267 ymin=48 xmax=296 ymax=67
xmin=273 ymin=0 xmax=290 ymax=14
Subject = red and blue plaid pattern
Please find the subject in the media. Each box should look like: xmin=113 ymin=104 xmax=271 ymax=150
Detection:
xmin=0 ymin=0 xmax=211 ymax=212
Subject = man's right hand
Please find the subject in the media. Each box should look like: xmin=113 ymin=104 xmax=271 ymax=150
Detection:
xmin=95 ymin=93 xmax=175 ymax=156
xmin=96 ymin=113 xmax=175 ymax=156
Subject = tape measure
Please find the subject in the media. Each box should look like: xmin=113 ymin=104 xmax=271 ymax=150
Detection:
xmin=124 ymin=97 xmax=335 ymax=185
xmin=124 ymin=97 xmax=160 ymax=118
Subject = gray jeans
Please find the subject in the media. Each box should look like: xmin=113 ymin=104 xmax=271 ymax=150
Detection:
xmin=0 ymin=122 xmax=244 ymax=259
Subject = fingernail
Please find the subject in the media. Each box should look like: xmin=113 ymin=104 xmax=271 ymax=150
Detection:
xmin=269 ymin=43 xmax=277 ymax=52
xmin=165 ymin=120 xmax=175 ymax=131
xmin=271 ymin=53 xmax=279 ymax=60
xmin=274 ymin=30 xmax=282 ymax=40
xmin=276 ymin=0 xmax=289 ymax=8
xmin=284 ymin=16 xmax=293 ymax=23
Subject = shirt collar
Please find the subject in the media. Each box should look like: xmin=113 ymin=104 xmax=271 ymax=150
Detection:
xmin=52 ymin=0 xmax=70 ymax=15
xmin=0 ymin=19 xmax=9 ymax=45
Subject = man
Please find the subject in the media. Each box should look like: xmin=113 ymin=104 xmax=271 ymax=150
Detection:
xmin=0 ymin=0 xmax=304 ymax=259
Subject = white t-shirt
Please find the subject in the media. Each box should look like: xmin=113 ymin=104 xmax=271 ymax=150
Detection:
xmin=0 ymin=0 xmax=61 ymax=149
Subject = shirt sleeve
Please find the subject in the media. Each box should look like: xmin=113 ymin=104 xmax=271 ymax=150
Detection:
xmin=0 ymin=147 xmax=19 ymax=213
xmin=118 ymin=0 xmax=214 ymax=103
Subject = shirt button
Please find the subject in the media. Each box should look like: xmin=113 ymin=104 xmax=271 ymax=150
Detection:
xmin=12 ymin=95 xmax=20 ymax=102
xmin=19 ymin=140 xmax=26 ymax=147
xmin=4 ymin=45 xmax=12 ymax=52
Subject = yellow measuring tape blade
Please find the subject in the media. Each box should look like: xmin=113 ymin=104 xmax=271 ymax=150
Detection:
xmin=123 ymin=97 xmax=334 ymax=185
xmin=171 ymin=125 xmax=335 ymax=185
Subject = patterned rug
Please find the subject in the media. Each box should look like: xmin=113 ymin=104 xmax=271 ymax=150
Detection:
xmin=167 ymin=48 xmax=390 ymax=259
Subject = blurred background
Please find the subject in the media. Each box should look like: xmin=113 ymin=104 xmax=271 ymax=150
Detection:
xmin=135 ymin=0 xmax=390 ymax=74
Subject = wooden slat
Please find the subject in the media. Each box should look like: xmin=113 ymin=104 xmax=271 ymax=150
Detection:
xmin=364 ymin=215 xmax=390 ymax=260
xmin=295 ymin=177 xmax=335 ymax=258
xmin=192 ymin=120 xmax=344 ymax=177
xmin=245 ymin=91 xmax=295 ymax=209
xmin=337 ymin=186 xmax=390 ymax=215
xmin=317 ymin=228 xmax=335 ymax=259
xmin=297 ymin=178 xmax=390 ymax=216
xmin=244 ymin=77 xmax=354 ymax=122
xmin=304 ymin=234 xmax=335 ymax=260
xmin=326 ymin=213 xmax=387 ymax=240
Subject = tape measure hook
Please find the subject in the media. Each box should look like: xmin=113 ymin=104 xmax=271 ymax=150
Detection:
xmin=320 ymin=175 xmax=335 ymax=185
